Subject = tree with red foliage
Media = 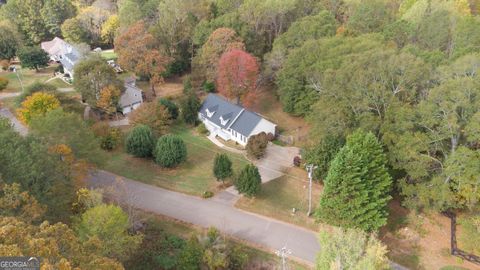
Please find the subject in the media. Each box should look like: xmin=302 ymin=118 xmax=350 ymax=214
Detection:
xmin=115 ymin=21 xmax=171 ymax=97
xmin=217 ymin=49 xmax=259 ymax=105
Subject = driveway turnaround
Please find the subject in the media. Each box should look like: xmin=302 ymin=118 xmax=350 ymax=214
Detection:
xmin=87 ymin=170 xmax=320 ymax=265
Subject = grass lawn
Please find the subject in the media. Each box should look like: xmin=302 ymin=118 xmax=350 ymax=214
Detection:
xmin=100 ymin=49 xmax=117 ymax=60
xmin=236 ymin=167 xmax=322 ymax=231
xmin=0 ymin=65 xmax=59 ymax=93
xmin=135 ymin=212 xmax=310 ymax=270
xmin=101 ymin=124 xmax=249 ymax=196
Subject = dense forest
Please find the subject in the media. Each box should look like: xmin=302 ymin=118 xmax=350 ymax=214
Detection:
xmin=1 ymin=0 xmax=480 ymax=269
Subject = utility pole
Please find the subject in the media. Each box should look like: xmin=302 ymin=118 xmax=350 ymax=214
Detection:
xmin=276 ymin=246 xmax=292 ymax=270
xmin=13 ymin=66 xmax=25 ymax=93
xmin=306 ymin=164 xmax=317 ymax=216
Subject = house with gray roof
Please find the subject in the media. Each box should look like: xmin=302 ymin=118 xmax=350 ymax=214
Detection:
xmin=120 ymin=78 xmax=143 ymax=115
xmin=41 ymin=37 xmax=83 ymax=79
xmin=198 ymin=94 xmax=276 ymax=146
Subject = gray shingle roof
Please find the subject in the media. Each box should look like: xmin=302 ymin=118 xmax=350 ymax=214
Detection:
xmin=199 ymin=94 xmax=263 ymax=136
xmin=120 ymin=84 xmax=143 ymax=108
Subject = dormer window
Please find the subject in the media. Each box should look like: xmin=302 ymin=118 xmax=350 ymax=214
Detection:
xmin=206 ymin=108 xmax=215 ymax=118
xmin=220 ymin=116 xmax=229 ymax=126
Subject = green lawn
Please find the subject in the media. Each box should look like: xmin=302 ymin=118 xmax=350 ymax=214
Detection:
xmin=100 ymin=50 xmax=117 ymax=61
xmin=0 ymin=65 xmax=59 ymax=93
xmin=101 ymin=124 xmax=249 ymax=196
xmin=236 ymin=170 xmax=321 ymax=231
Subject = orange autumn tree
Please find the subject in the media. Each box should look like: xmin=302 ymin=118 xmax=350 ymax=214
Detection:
xmin=194 ymin=27 xmax=245 ymax=83
xmin=217 ymin=48 xmax=259 ymax=105
xmin=17 ymin=92 xmax=60 ymax=124
xmin=97 ymin=85 xmax=121 ymax=116
xmin=115 ymin=21 xmax=171 ymax=97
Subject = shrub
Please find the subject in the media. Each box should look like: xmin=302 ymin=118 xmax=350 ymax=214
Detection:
xmin=92 ymin=122 xmax=122 ymax=150
xmin=235 ymin=164 xmax=261 ymax=197
xmin=17 ymin=92 xmax=60 ymax=124
xmin=293 ymin=156 xmax=301 ymax=167
xmin=129 ymin=102 xmax=171 ymax=136
xmin=0 ymin=77 xmax=8 ymax=91
xmin=202 ymin=81 xmax=215 ymax=93
xmin=125 ymin=125 xmax=155 ymax=157
xmin=266 ymin=132 xmax=275 ymax=141
xmin=158 ymin=98 xmax=179 ymax=120
xmin=459 ymin=216 xmax=480 ymax=254
xmin=154 ymin=134 xmax=187 ymax=168
xmin=246 ymin=132 xmax=268 ymax=159
xmin=196 ymin=123 xmax=209 ymax=135
xmin=183 ymin=75 xmax=193 ymax=94
xmin=202 ymin=191 xmax=214 ymax=198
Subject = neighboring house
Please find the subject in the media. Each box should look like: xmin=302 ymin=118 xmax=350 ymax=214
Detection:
xmin=119 ymin=78 xmax=143 ymax=115
xmin=198 ymin=94 xmax=276 ymax=146
xmin=41 ymin=37 xmax=83 ymax=79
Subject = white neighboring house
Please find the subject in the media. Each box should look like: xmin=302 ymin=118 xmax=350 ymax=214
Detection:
xmin=119 ymin=78 xmax=143 ymax=115
xmin=198 ymin=94 xmax=277 ymax=146
xmin=41 ymin=37 xmax=83 ymax=79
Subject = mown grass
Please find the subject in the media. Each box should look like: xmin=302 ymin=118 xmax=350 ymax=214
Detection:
xmin=0 ymin=65 xmax=61 ymax=93
xmin=101 ymin=124 xmax=249 ymax=196
xmin=236 ymin=169 xmax=321 ymax=231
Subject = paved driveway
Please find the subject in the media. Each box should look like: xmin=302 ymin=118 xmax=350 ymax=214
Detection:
xmin=87 ymin=170 xmax=320 ymax=265
xmin=0 ymin=108 xmax=28 ymax=136
xmin=255 ymin=143 xmax=300 ymax=183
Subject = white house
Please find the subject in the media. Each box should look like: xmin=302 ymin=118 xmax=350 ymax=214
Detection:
xmin=119 ymin=78 xmax=143 ymax=115
xmin=41 ymin=37 xmax=83 ymax=79
xmin=198 ymin=94 xmax=276 ymax=146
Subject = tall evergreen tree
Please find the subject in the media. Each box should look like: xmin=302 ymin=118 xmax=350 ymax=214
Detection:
xmin=213 ymin=153 xmax=233 ymax=184
xmin=125 ymin=125 xmax=155 ymax=158
xmin=235 ymin=164 xmax=261 ymax=197
xmin=316 ymin=130 xmax=392 ymax=232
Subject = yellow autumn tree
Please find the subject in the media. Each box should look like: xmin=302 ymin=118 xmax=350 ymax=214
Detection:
xmin=97 ymin=85 xmax=121 ymax=115
xmin=17 ymin=92 xmax=60 ymax=124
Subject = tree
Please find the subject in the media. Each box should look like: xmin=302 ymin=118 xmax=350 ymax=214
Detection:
xmin=0 ymin=0 xmax=49 ymax=44
xmin=71 ymin=188 xmax=103 ymax=215
xmin=345 ymin=0 xmax=393 ymax=35
xmin=17 ymin=92 xmax=60 ymax=124
xmin=316 ymin=130 xmax=392 ymax=232
xmin=96 ymin=84 xmax=121 ymax=116
xmin=0 ymin=118 xmax=74 ymax=220
xmin=16 ymin=82 xmax=57 ymax=105
xmin=316 ymin=227 xmax=389 ymax=270
xmin=0 ymin=183 xmax=46 ymax=223
xmin=61 ymin=17 xmax=90 ymax=44
xmin=0 ymin=216 xmax=124 ymax=269
xmin=30 ymin=109 xmax=104 ymax=165
xmin=115 ymin=21 xmax=171 ymax=97
xmin=459 ymin=215 xmax=480 ymax=254
xmin=213 ymin=153 xmax=233 ymax=184
xmin=75 ymin=204 xmax=143 ymax=260
xmin=154 ymin=134 xmax=187 ymax=168
xmin=235 ymin=164 xmax=261 ymax=197
xmin=158 ymin=98 xmax=179 ymax=120
xmin=177 ymin=236 xmax=203 ymax=270
xmin=40 ymin=0 xmax=77 ymax=37
xmin=304 ymin=135 xmax=345 ymax=181
xmin=17 ymin=46 xmax=49 ymax=71
xmin=101 ymin=14 xmax=119 ymax=46
xmin=180 ymin=93 xmax=201 ymax=125
xmin=129 ymin=102 xmax=171 ymax=136
xmin=125 ymin=124 xmax=155 ymax=158
xmin=0 ymin=24 xmax=19 ymax=60
xmin=193 ymin=27 xmax=245 ymax=83
xmin=217 ymin=48 xmax=259 ymax=105
xmin=74 ymin=55 xmax=124 ymax=107
xmin=75 ymin=6 xmax=111 ymax=46
xmin=246 ymin=132 xmax=268 ymax=159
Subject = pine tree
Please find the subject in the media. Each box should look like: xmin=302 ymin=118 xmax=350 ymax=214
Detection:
xmin=125 ymin=125 xmax=155 ymax=158
xmin=213 ymin=153 xmax=233 ymax=184
xmin=154 ymin=134 xmax=187 ymax=168
xmin=235 ymin=164 xmax=261 ymax=197
xmin=316 ymin=130 xmax=392 ymax=232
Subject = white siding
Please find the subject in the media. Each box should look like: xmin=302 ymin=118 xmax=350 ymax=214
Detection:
xmin=249 ymin=118 xmax=276 ymax=137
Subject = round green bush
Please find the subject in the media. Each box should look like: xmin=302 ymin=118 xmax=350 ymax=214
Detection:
xmin=154 ymin=134 xmax=187 ymax=168
xmin=125 ymin=125 xmax=155 ymax=157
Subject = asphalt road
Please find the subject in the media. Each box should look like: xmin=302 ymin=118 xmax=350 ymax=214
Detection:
xmin=87 ymin=170 xmax=321 ymax=265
